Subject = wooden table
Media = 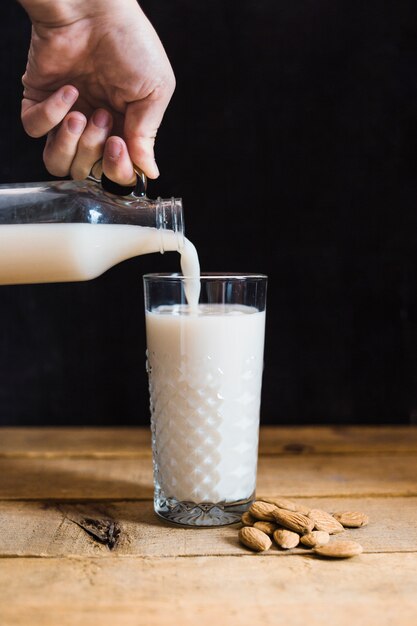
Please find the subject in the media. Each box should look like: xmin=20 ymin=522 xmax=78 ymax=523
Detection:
xmin=0 ymin=426 xmax=416 ymax=625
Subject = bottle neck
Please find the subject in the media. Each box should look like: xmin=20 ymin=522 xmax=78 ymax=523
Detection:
xmin=156 ymin=197 xmax=184 ymax=253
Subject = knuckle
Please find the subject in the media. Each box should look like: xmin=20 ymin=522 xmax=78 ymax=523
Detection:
xmin=78 ymin=134 xmax=104 ymax=154
xmin=151 ymin=73 xmax=176 ymax=101
xmin=44 ymin=109 xmax=59 ymax=129
xmin=43 ymin=148 xmax=69 ymax=178
xmin=45 ymin=162 xmax=69 ymax=177
xmin=166 ymin=70 xmax=176 ymax=94
xmin=22 ymin=117 xmax=43 ymax=138
xmin=70 ymin=162 xmax=91 ymax=180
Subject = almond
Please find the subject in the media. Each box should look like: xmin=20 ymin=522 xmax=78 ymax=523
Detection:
xmin=308 ymin=509 xmax=344 ymax=534
xmin=249 ymin=501 xmax=278 ymax=521
xmin=239 ymin=526 xmax=272 ymax=552
xmin=241 ymin=511 xmax=256 ymax=526
xmin=332 ymin=511 xmax=369 ymax=528
xmin=253 ymin=521 xmax=278 ymax=536
xmin=293 ymin=502 xmax=311 ymax=515
xmin=313 ymin=540 xmax=363 ymax=558
xmin=272 ymin=509 xmax=314 ymax=534
xmin=300 ymin=531 xmax=330 ymax=548
xmin=259 ymin=497 xmax=298 ymax=512
xmin=273 ymin=529 xmax=300 ymax=549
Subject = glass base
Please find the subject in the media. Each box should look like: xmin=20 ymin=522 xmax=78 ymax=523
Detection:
xmin=154 ymin=495 xmax=254 ymax=527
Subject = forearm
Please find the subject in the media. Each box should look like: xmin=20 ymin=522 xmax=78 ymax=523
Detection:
xmin=18 ymin=0 xmax=138 ymax=27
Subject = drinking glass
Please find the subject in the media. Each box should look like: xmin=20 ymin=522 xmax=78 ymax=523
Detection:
xmin=143 ymin=273 xmax=267 ymax=526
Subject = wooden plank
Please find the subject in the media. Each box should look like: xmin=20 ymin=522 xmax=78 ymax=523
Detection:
xmin=0 ymin=453 xmax=416 ymax=500
xmin=258 ymin=425 xmax=417 ymax=455
xmin=256 ymin=453 xmax=417 ymax=497
xmin=0 ymin=497 xmax=415 ymax=558
xmin=0 ymin=456 xmax=151 ymax=500
xmin=0 ymin=427 xmax=152 ymax=458
xmin=1 ymin=426 xmax=416 ymax=458
xmin=0 ymin=554 xmax=416 ymax=626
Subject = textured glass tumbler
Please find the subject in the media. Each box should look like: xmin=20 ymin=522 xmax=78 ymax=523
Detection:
xmin=143 ymin=273 xmax=267 ymax=526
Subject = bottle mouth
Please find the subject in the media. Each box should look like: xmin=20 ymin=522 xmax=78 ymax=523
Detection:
xmin=172 ymin=198 xmax=184 ymax=250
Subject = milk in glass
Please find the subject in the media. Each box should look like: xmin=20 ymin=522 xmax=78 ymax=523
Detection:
xmin=146 ymin=302 xmax=266 ymax=505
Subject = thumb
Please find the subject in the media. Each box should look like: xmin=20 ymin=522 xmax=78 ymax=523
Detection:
xmin=124 ymin=87 xmax=173 ymax=179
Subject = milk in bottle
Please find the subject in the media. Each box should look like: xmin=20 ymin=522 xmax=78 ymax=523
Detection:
xmin=0 ymin=178 xmax=198 ymax=285
xmin=0 ymin=223 xmax=198 ymax=285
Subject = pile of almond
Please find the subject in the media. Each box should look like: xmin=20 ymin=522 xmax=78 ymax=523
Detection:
xmin=238 ymin=497 xmax=369 ymax=558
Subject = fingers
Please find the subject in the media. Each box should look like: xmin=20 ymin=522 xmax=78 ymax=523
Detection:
xmin=43 ymin=109 xmax=114 ymax=179
xmin=127 ymin=132 xmax=159 ymax=180
xmin=124 ymin=80 xmax=175 ymax=179
xmin=43 ymin=112 xmax=87 ymax=177
xmin=70 ymin=109 xmax=113 ymax=179
xmin=22 ymin=80 xmax=175 ymax=181
xmin=102 ymin=137 xmax=136 ymax=185
xmin=22 ymin=85 xmax=79 ymax=138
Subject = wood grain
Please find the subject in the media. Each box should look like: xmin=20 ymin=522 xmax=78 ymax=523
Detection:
xmin=1 ymin=426 xmax=416 ymax=458
xmin=0 ymin=497 xmax=415 ymax=558
xmin=1 ymin=426 xmax=416 ymax=626
xmin=1 ymin=554 xmax=416 ymax=626
xmin=1 ymin=453 xmax=416 ymax=500
xmin=0 ymin=428 xmax=152 ymax=458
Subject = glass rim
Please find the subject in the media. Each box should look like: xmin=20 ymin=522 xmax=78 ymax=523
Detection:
xmin=143 ymin=272 xmax=267 ymax=281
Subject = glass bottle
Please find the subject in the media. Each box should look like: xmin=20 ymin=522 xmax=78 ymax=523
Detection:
xmin=0 ymin=167 xmax=184 ymax=285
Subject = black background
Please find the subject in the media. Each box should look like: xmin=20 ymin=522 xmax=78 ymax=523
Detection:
xmin=1 ymin=0 xmax=417 ymax=426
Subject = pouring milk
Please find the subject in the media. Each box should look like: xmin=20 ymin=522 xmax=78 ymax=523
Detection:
xmin=0 ymin=177 xmax=264 ymax=508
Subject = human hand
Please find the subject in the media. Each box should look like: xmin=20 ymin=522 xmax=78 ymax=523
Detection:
xmin=19 ymin=0 xmax=175 ymax=184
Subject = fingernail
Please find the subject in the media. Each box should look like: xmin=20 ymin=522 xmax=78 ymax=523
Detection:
xmin=106 ymin=138 xmax=122 ymax=160
xmin=68 ymin=117 xmax=85 ymax=134
xmin=93 ymin=109 xmax=110 ymax=129
xmin=62 ymin=87 xmax=78 ymax=105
